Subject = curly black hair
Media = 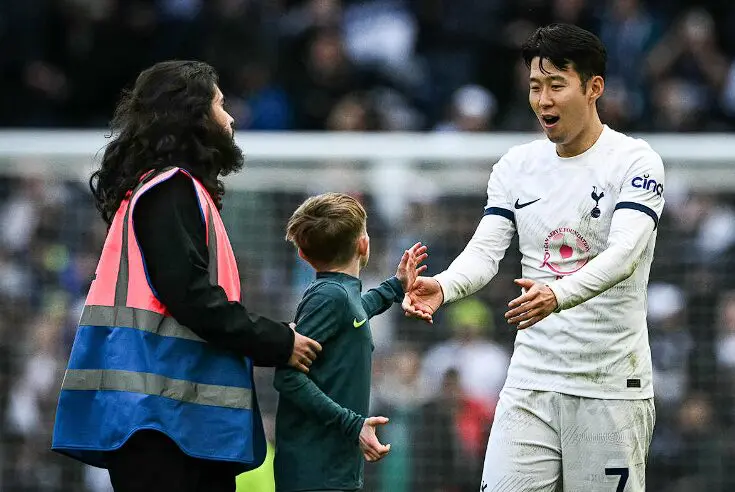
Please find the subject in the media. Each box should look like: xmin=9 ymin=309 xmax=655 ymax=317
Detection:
xmin=90 ymin=60 xmax=244 ymax=225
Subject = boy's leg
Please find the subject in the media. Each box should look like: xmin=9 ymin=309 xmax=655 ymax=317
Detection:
xmin=560 ymin=396 xmax=655 ymax=492
xmin=480 ymin=387 xmax=562 ymax=492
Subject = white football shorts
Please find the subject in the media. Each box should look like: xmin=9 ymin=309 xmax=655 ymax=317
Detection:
xmin=480 ymin=387 xmax=655 ymax=492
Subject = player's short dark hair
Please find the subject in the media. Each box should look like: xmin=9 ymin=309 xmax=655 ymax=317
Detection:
xmin=286 ymin=193 xmax=367 ymax=267
xmin=521 ymin=23 xmax=607 ymax=86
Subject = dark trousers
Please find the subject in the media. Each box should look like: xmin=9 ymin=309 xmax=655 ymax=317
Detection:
xmin=107 ymin=430 xmax=237 ymax=492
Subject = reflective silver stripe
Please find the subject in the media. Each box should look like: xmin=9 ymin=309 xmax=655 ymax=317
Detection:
xmin=125 ymin=167 xmax=220 ymax=294
xmin=62 ymin=369 xmax=252 ymax=410
xmin=207 ymin=204 xmax=218 ymax=286
xmin=116 ymin=168 xmax=175 ymax=306
xmin=115 ymin=206 xmax=131 ymax=307
xmin=79 ymin=305 xmax=204 ymax=342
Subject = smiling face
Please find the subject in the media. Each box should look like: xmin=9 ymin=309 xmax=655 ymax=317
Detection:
xmin=528 ymin=56 xmax=604 ymax=156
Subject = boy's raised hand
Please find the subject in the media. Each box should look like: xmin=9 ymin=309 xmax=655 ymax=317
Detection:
xmin=396 ymin=242 xmax=428 ymax=293
xmin=359 ymin=416 xmax=391 ymax=462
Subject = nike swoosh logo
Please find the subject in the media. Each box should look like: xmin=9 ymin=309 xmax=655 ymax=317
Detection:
xmin=514 ymin=198 xmax=541 ymax=209
xmin=353 ymin=318 xmax=367 ymax=328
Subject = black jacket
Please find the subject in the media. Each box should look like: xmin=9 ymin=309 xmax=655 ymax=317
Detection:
xmin=132 ymin=172 xmax=294 ymax=366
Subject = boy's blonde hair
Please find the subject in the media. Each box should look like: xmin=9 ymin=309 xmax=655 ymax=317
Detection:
xmin=285 ymin=192 xmax=367 ymax=267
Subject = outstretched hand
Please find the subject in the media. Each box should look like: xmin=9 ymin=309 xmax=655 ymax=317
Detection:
xmin=401 ymin=276 xmax=443 ymax=324
xmin=359 ymin=416 xmax=391 ymax=462
xmin=395 ymin=242 xmax=428 ymax=293
xmin=505 ymin=279 xmax=558 ymax=330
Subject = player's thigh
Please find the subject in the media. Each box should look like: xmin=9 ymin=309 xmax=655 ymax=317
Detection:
xmin=560 ymin=397 xmax=655 ymax=492
xmin=481 ymin=387 xmax=562 ymax=492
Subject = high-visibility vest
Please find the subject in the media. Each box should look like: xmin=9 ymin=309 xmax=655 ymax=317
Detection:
xmin=52 ymin=167 xmax=266 ymax=472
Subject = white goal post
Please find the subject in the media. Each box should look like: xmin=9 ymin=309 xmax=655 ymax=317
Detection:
xmin=0 ymin=130 xmax=732 ymax=195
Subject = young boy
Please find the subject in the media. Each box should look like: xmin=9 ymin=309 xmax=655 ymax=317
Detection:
xmin=274 ymin=192 xmax=427 ymax=492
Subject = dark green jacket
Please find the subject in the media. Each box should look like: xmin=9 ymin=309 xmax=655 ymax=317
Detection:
xmin=274 ymin=272 xmax=403 ymax=492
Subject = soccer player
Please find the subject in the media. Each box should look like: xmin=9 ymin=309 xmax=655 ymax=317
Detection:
xmin=51 ymin=61 xmax=322 ymax=492
xmin=403 ymin=24 xmax=663 ymax=491
xmin=274 ymin=193 xmax=427 ymax=492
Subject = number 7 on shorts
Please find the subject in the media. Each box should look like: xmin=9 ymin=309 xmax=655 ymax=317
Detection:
xmin=605 ymin=468 xmax=629 ymax=492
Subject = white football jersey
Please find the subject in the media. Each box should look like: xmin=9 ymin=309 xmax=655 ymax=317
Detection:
xmin=442 ymin=125 xmax=664 ymax=400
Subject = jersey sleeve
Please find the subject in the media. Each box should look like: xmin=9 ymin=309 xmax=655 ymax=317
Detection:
xmin=273 ymin=367 xmax=365 ymax=443
xmin=483 ymin=157 xmax=516 ymax=226
xmin=613 ymin=149 xmax=665 ymax=229
xmin=361 ymin=276 xmax=403 ymax=318
xmin=435 ymin=156 xmax=516 ymax=303
xmin=548 ymin=209 xmax=655 ymax=310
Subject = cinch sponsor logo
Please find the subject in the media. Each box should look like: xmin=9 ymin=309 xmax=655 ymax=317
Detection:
xmin=631 ymin=174 xmax=663 ymax=197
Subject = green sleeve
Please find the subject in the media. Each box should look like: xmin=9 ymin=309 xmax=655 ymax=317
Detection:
xmin=273 ymin=284 xmax=365 ymax=443
xmin=274 ymin=368 xmax=365 ymax=443
xmin=361 ymin=276 xmax=404 ymax=318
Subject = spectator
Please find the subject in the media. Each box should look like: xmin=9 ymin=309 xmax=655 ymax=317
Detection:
xmin=434 ymin=85 xmax=497 ymax=132
xmin=368 ymin=344 xmax=424 ymax=492
xmin=1 ymin=3 xmax=735 ymax=491
xmin=598 ymin=0 xmax=661 ymax=124
xmin=228 ymin=61 xmax=293 ymax=131
xmin=326 ymin=92 xmax=380 ymax=131
xmin=412 ymin=368 xmax=474 ymax=492
xmin=420 ymin=298 xmax=510 ymax=405
xmin=648 ymin=282 xmax=692 ymax=409
xmin=289 ymin=27 xmax=373 ymax=130
xmin=645 ymin=8 xmax=730 ymax=130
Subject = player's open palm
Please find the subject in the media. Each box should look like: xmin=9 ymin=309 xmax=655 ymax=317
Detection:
xmin=402 ymin=276 xmax=443 ymax=323
xmin=395 ymin=242 xmax=428 ymax=293
xmin=505 ymin=278 xmax=559 ymax=330
xmin=359 ymin=416 xmax=391 ymax=462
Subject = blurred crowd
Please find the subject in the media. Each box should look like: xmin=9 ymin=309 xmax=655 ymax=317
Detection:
xmin=3 ymin=0 xmax=735 ymax=491
xmin=0 ymin=169 xmax=734 ymax=491
xmin=4 ymin=0 xmax=735 ymax=132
